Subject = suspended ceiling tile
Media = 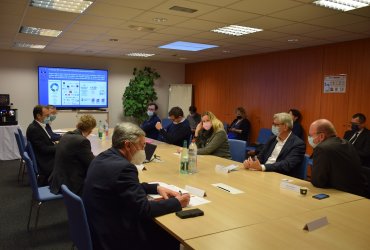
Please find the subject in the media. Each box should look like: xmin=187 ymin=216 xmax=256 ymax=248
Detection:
xmin=272 ymin=23 xmax=324 ymax=35
xmin=305 ymin=13 xmax=369 ymax=28
xmin=98 ymin=0 xmax=166 ymax=10
xmin=86 ymin=2 xmax=144 ymax=20
xmin=175 ymin=19 xmax=226 ymax=31
xmin=270 ymin=4 xmax=338 ymax=22
xmin=21 ymin=17 xmax=69 ymax=30
xmin=151 ymin=0 xmax=219 ymax=18
xmin=189 ymin=0 xmax=240 ymax=7
xmin=197 ymin=8 xmax=260 ymax=24
xmin=75 ymin=14 xmax=125 ymax=28
xmin=132 ymin=11 xmax=190 ymax=26
xmin=337 ymin=21 xmax=370 ymax=34
xmin=239 ymin=16 xmax=294 ymax=30
xmin=228 ymin=0 xmax=303 ymax=15
xmin=25 ymin=6 xmax=79 ymax=22
xmin=66 ymin=24 xmax=111 ymax=35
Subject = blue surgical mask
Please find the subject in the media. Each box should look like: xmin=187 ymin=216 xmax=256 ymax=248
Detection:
xmin=147 ymin=111 xmax=154 ymax=117
xmin=43 ymin=117 xmax=50 ymax=124
xmin=308 ymin=136 xmax=318 ymax=148
xmin=49 ymin=114 xmax=56 ymax=122
xmin=271 ymin=125 xmax=280 ymax=136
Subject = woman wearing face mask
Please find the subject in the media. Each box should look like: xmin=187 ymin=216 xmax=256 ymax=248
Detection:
xmin=228 ymin=107 xmax=250 ymax=142
xmin=194 ymin=111 xmax=231 ymax=159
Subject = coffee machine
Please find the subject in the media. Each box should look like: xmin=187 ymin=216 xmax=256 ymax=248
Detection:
xmin=0 ymin=94 xmax=18 ymax=126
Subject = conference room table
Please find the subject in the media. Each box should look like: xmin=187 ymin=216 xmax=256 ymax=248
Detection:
xmin=86 ymin=131 xmax=368 ymax=249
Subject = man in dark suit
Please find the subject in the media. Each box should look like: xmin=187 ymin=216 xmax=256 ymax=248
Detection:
xmin=45 ymin=105 xmax=61 ymax=142
xmin=155 ymin=106 xmax=192 ymax=147
xmin=26 ymin=105 xmax=56 ymax=180
xmin=82 ymin=122 xmax=190 ymax=250
xmin=49 ymin=115 xmax=96 ymax=196
xmin=343 ymin=113 xmax=370 ymax=167
xmin=243 ymin=112 xmax=306 ymax=178
xmin=140 ymin=102 xmax=161 ymax=140
xmin=309 ymin=119 xmax=365 ymax=196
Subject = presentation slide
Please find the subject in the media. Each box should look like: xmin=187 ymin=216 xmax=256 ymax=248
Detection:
xmin=38 ymin=67 xmax=108 ymax=108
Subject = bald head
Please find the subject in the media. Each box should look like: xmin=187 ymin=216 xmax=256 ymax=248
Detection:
xmin=309 ymin=119 xmax=337 ymax=139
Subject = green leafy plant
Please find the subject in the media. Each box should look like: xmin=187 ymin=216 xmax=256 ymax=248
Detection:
xmin=122 ymin=67 xmax=160 ymax=123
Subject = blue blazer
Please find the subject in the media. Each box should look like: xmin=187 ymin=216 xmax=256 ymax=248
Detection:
xmin=82 ymin=147 xmax=181 ymax=250
xmin=257 ymin=133 xmax=306 ymax=178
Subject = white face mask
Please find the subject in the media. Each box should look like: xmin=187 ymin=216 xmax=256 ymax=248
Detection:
xmin=271 ymin=125 xmax=280 ymax=136
xmin=308 ymin=136 xmax=318 ymax=148
xmin=147 ymin=111 xmax=154 ymax=117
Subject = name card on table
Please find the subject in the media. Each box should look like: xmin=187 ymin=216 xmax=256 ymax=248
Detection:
xmin=303 ymin=216 xmax=329 ymax=232
xmin=280 ymin=180 xmax=301 ymax=193
xmin=212 ymin=183 xmax=244 ymax=194
xmin=215 ymin=164 xmax=238 ymax=174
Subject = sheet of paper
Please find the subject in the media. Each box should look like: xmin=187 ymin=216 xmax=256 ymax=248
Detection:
xmin=215 ymin=164 xmax=239 ymax=173
xmin=280 ymin=181 xmax=300 ymax=193
xmin=53 ymin=129 xmax=68 ymax=133
xmin=188 ymin=195 xmax=210 ymax=207
xmin=185 ymin=185 xmax=206 ymax=197
xmin=212 ymin=183 xmax=244 ymax=194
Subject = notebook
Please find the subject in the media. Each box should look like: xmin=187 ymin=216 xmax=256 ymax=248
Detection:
xmin=144 ymin=142 xmax=157 ymax=163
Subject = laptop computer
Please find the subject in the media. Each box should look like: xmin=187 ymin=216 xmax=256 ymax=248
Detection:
xmin=144 ymin=142 xmax=157 ymax=163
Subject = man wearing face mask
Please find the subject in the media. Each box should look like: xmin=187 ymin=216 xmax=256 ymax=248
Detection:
xmin=140 ymin=102 xmax=161 ymax=140
xmin=26 ymin=105 xmax=56 ymax=182
xmin=83 ymin=122 xmax=190 ymax=250
xmin=243 ymin=112 xmax=306 ymax=178
xmin=155 ymin=106 xmax=192 ymax=147
xmin=309 ymin=119 xmax=365 ymax=196
xmin=45 ymin=105 xmax=61 ymax=142
xmin=343 ymin=113 xmax=370 ymax=167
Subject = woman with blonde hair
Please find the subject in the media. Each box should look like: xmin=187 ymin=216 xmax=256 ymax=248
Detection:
xmin=194 ymin=111 xmax=231 ymax=159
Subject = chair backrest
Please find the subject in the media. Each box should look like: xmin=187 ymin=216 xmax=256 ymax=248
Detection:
xmin=14 ymin=132 xmax=25 ymax=157
xmin=256 ymin=128 xmax=272 ymax=144
xmin=228 ymin=139 xmax=246 ymax=163
xmin=61 ymin=185 xmax=93 ymax=250
xmin=296 ymin=154 xmax=310 ymax=180
xmin=25 ymin=141 xmax=39 ymax=175
xmin=23 ymin=152 xmax=41 ymax=201
xmin=17 ymin=128 xmax=26 ymax=149
xmin=161 ymin=118 xmax=172 ymax=129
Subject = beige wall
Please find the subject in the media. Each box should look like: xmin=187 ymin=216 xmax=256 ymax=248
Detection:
xmin=0 ymin=49 xmax=185 ymax=131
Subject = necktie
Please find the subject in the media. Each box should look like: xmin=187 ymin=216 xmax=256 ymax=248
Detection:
xmin=349 ymin=132 xmax=359 ymax=144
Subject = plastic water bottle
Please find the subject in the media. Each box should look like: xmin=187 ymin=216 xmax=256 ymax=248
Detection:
xmin=188 ymin=139 xmax=198 ymax=174
xmin=104 ymin=120 xmax=109 ymax=138
xmin=180 ymin=140 xmax=189 ymax=174
xmin=98 ymin=120 xmax=103 ymax=139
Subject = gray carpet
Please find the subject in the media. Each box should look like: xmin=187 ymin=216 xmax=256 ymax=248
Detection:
xmin=0 ymin=160 xmax=71 ymax=250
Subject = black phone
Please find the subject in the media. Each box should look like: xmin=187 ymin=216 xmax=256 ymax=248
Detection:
xmin=176 ymin=208 xmax=204 ymax=219
xmin=312 ymin=193 xmax=330 ymax=200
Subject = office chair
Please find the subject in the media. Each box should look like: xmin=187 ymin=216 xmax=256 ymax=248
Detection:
xmin=25 ymin=141 xmax=41 ymax=181
xmin=296 ymin=154 xmax=310 ymax=180
xmin=228 ymin=139 xmax=246 ymax=163
xmin=61 ymin=185 xmax=93 ymax=250
xmin=23 ymin=152 xmax=63 ymax=231
xmin=14 ymin=132 xmax=26 ymax=184
xmin=245 ymin=128 xmax=272 ymax=152
xmin=161 ymin=118 xmax=172 ymax=129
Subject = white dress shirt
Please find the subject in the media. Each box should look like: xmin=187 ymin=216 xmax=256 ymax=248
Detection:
xmin=261 ymin=132 xmax=292 ymax=171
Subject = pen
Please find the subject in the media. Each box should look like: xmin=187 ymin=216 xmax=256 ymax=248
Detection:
xmin=217 ymin=186 xmax=230 ymax=192
xmin=179 ymin=190 xmax=182 ymax=196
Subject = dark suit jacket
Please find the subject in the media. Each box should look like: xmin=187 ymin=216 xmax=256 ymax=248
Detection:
xmin=140 ymin=114 xmax=161 ymax=140
xmin=311 ymin=136 xmax=365 ymax=196
xmin=229 ymin=118 xmax=250 ymax=142
xmin=45 ymin=123 xmax=61 ymax=142
xmin=26 ymin=120 xmax=56 ymax=176
xmin=343 ymin=128 xmax=370 ymax=167
xmin=257 ymin=133 xmax=306 ymax=178
xmin=292 ymin=121 xmax=304 ymax=140
xmin=49 ymin=129 xmax=94 ymax=195
xmin=159 ymin=119 xmax=192 ymax=146
xmin=82 ymin=148 xmax=182 ymax=250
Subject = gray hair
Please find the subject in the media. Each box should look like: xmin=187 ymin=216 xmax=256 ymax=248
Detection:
xmin=112 ymin=122 xmax=145 ymax=149
xmin=273 ymin=112 xmax=293 ymax=129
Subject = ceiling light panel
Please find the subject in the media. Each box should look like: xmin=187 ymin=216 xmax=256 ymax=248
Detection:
xmin=313 ymin=0 xmax=370 ymax=11
xmin=159 ymin=41 xmax=218 ymax=51
xmin=20 ymin=26 xmax=62 ymax=37
xmin=30 ymin=0 xmax=94 ymax=13
xmin=126 ymin=53 xmax=155 ymax=57
xmin=14 ymin=42 xmax=46 ymax=49
xmin=211 ymin=25 xmax=263 ymax=36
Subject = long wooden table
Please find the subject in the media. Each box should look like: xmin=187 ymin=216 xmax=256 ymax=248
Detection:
xmin=86 ymin=132 xmax=368 ymax=249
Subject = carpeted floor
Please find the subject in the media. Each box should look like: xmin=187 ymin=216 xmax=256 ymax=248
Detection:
xmin=0 ymin=160 xmax=71 ymax=250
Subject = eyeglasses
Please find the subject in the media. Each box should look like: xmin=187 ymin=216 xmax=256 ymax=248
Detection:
xmin=272 ymin=123 xmax=284 ymax=126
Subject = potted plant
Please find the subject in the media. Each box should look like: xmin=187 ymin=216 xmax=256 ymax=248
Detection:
xmin=122 ymin=67 xmax=160 ymax=124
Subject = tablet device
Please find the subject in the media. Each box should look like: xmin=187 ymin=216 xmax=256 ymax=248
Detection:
xmin=143 ymin=143 xmax=157 ymax=163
